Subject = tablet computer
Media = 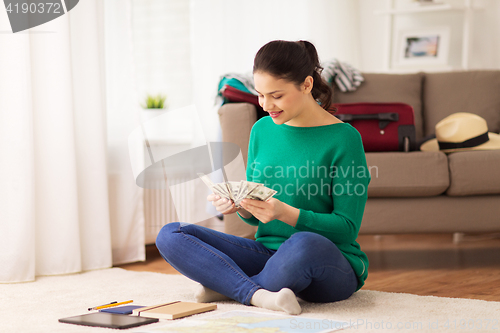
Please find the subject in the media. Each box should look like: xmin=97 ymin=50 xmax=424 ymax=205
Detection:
xmin=59 ymin=312 xmax=159 ymax=329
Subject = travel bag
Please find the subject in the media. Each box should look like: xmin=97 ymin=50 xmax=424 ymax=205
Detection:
xmin=220 ymin=84 xmax=259 ymax=105
xmin=331 ymin=102 xmax=416 ymax=152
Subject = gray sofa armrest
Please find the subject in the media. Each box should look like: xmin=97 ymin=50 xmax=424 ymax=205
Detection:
xmin=218 ymin=103 xmax=259 ymax=166
xmin=218 ymin=103 xmax=259 ymax=239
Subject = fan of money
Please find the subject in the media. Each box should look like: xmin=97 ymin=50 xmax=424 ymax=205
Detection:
xmin=198 ymin=173 xmax=277 ymax=208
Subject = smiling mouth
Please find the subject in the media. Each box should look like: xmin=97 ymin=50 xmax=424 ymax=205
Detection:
xmin=268 ymin=111 xmax=283 ymax=118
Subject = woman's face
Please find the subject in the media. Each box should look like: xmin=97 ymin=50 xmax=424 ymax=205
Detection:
xmin=253 ymin=71 xmax=312 ymax=126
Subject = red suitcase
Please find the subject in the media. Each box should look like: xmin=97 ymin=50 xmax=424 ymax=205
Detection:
xmin=331 ymin=103 xmax=416 ymax=152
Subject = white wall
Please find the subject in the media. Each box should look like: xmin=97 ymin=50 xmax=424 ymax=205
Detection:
xmin=358 ymin=0 xmax=392 ymax=72
xmin=358 ymin=0 xmax=500 ymax=72
xmin=307 ymin=0 xmax=362 ymax=68
xmin=469 ymin=0 xmax=500 ymax=69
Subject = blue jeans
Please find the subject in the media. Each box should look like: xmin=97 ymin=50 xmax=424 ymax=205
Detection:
xmin=155 ymin=222 xmax=357 ymax=306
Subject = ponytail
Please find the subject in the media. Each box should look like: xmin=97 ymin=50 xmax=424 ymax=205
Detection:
xmin=298 ymin=41 xmax=334 ymax=112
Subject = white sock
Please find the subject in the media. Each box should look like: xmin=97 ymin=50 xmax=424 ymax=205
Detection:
xmin=194 ymin=283 xmax=231 ymax=303
xmin=250 ymin=288 xmax=302 ymax=315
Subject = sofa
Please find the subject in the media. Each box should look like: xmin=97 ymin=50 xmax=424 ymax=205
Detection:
xmin=218 ymin=70 xmax=500 ymax=239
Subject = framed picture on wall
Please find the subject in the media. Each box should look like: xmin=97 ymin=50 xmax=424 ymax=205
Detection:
xmin=392 ymin=26 xmax=450 ymax=69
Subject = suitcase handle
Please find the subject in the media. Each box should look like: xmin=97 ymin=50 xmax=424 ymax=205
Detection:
xmin=335 ymin=112 xmax=399 ymax=130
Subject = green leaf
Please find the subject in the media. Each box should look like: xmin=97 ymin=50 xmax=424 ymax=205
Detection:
xmin=143 ymin=94 xmax=167 ymax=109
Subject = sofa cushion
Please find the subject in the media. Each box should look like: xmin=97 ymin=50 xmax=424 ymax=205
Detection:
xmin=446 ymin=149 xmax=500 ymax=196
xmin=423 ymin=71 xmax=500 ymax=137
xmin=361 ymin=195 xmax=500 ymax=234
xmin=334 ymin=72 xmax=424 ymax=142
xmin=365 ymin=151 xmax=449 ymax=197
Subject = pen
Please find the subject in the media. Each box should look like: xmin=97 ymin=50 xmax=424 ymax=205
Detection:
xmin=88 ymin=301 xmax=117 ymax=311
xmin=94 ymin=300 xmax=133 ymax=310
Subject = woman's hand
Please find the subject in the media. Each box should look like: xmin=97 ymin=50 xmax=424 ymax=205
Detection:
xmin=207 ymin=193 xmax=240 ymax=215
xmin=240 ymin=197 xmax=299 ymax=225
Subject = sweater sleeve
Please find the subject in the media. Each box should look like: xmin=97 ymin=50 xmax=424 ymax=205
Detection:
xmin=236 ymin=125 xmax=260 ymax=226
xmin=294 ymin=128 xmax=370 ymax=244
xmin=236 ymin=211 xmax=259 ymax=226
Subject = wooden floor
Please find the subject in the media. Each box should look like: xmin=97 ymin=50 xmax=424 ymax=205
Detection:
xmin=118 ymin=233 xmax=500 ymax=302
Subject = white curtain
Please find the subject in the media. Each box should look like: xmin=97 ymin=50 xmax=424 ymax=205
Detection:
xmin=104 ymin=0 xmax=145 ymax=265
xmin=0 ymin=0 xmax=144 ymax=283
xmin=0 ymin=0 xmax=111 ymax=282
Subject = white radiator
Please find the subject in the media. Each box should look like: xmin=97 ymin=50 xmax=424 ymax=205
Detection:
xmin=144 ymin=178 xmax=194 ymax=244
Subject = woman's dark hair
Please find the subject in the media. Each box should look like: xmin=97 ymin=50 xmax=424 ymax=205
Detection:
xmin=253 ymin=40 xmax=335 ymax=113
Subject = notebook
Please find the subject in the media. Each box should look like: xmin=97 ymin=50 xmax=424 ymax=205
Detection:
xmin=132 ymin=301 xmax=217 ymax=320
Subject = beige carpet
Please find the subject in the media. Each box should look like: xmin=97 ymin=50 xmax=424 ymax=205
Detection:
xmin=1 ymin=268 xmax=499 ymax=332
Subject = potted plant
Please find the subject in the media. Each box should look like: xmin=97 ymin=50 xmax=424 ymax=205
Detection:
xmin=142 ymin=94 xmax=168 ymax=110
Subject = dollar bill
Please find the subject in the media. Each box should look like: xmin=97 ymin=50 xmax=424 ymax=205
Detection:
xmin=227 ymin=181 xmax=242 ymax=201
xmin=246 ymin=185 xmax=277 ymax=202
xmin=234 ymin=180 xmax=262 ymax=204
xmin=197 ymin=173 xmax=227 ymax=199
xmin=197 ymin=173 xmax=277 ymax=208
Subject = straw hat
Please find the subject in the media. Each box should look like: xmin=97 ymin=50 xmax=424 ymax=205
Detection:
xmin=420 ymin=112 xmax=500 ymax=153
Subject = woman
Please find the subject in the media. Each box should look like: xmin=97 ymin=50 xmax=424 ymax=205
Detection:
xmin=156 ymin=40 xmax=370 ymax=315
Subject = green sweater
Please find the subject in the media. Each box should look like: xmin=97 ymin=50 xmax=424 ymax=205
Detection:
xmin=237 ymin=116 xmax=370 ymax=291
